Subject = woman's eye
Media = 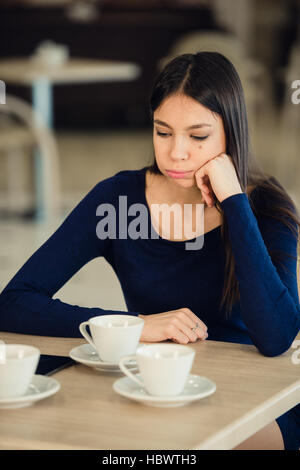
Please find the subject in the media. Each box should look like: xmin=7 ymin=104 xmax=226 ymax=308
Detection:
xmin=156 ymin=131 xmax=169 ymax=137
xmin=156 ymin=131 xmax=208 ymax=141
xmin=192 ymin=136 xmax=208 ymax=141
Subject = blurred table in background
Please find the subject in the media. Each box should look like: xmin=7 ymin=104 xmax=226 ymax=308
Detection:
xmin=0 ymin=3 xmax=217 ymax=128
xmin=0 ymin=58 xmax=140 ymax=220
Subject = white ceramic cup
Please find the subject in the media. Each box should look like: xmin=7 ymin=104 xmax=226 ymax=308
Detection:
xmin=0 ymin=344 xmax=40 ymax=399
xmin=79 ymin=315 xmax=144 ymax=363
xmin=119 ymin=343 xmax=195 ymax=396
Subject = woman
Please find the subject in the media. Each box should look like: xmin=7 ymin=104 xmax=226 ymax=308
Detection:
xmin=0 ymin=52 xmax=299 ymax=449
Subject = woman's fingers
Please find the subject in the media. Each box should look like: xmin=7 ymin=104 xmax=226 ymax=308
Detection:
xmin=167 ymin=324 xmax=193 ymax=344
xmin=202 ymin=184 xmax=215 ymax=207
xmin=171 ymin=319 xmax=201 ymax=343
xmin=178 ymin=308 xmax=208 ymax=333
xmin=166 ymin=312 xmax=208 ymax=344
xmin=195 ymin=169 xmax=215 ymax=208
xmin=167 ymin=324 xmax=208 ymax=345
xmin=139 ymin=308 xmax=208 ymax=344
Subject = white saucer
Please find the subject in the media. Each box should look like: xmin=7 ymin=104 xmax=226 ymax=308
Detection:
xmin=113 ymin=374 xmax=216 ymax=407
xmin=0 ymin=375 xmax=60 ymax=409
xmin=69 ymin=343 xmax=139 ymax=372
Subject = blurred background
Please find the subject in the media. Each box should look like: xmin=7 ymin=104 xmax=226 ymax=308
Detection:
xmin=0 ymin=0 xmax=299 ymax=311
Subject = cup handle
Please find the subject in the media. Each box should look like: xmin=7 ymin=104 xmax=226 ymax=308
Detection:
xmin=119 ymin=355 xmax=143 ymax=387
xmin=79 ymin=321 xmax=95 ymax=349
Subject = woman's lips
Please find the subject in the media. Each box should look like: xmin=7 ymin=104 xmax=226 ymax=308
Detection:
xmin=166 ymin=170 xmax=193 ymax=179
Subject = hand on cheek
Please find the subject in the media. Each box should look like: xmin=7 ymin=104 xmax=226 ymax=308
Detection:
xmin=195 ymin=153 xmax=243 ymax=205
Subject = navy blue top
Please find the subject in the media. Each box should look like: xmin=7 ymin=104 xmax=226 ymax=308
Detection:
xmin=0 ymin=166 xmax=299 ymax=447
xmin=0 ymin=166 xmax=299 ymax=355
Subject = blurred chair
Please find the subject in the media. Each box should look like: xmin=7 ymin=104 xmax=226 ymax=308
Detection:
xmin=157 ymin=31 xmax=267 ymax=129
xmin=277 ymin=42 xmax=300 ymax=191
xmin=0 ymin=94 xmax=61 ymax=221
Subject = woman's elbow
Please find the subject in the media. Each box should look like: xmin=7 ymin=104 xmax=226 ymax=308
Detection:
xmin=256 ymin=338 xmax=298 ymax=358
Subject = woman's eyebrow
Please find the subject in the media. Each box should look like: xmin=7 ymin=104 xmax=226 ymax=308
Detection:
xmin=153 ymin=119 xmax=212 ymax=130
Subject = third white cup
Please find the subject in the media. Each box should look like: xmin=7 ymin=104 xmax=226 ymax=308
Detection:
xmin=119 ymin=343 xmax=195 ymax=396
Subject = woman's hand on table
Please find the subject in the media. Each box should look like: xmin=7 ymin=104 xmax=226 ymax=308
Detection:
xmin=138 ymin=308 xmax=208 ymax=344
xmin=195 ymin=153 xmax=243 ymax=207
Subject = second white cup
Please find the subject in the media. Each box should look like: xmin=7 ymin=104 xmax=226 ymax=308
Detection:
xmin=119 ymin=343 xmax=195 ymax=396
xmin=79 ymin=314 xmax=144 ymax=363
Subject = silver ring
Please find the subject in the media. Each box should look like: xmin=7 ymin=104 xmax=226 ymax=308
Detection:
xmin=192 ymin=324 xmax=200 ymax=333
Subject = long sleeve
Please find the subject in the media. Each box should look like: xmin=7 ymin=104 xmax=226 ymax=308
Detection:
xmin=0 ymin=176 xmax=140 ymax=337
xmin=220 ymin=192 xmax=300 ymax=356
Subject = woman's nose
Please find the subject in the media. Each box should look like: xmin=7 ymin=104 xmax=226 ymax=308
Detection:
xmin=170 ymin=137 xmax=189 ymax=160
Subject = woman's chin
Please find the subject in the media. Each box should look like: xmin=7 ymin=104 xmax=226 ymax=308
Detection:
xmin=170 ymin=177 xmax=195 ymax=188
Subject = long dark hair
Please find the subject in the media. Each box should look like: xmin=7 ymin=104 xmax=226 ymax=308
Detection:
xmin=147 ymin=52 xmax=300 ymax=317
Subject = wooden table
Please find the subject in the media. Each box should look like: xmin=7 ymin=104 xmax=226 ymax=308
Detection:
xmin=0 ymin=58 xmax=140 ymax=220
xmin=0 ymin=331 xmax=299 ymax=450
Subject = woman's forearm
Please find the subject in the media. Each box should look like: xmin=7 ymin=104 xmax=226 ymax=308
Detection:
xmin=220 ymin=193 xmax=300 ymax=356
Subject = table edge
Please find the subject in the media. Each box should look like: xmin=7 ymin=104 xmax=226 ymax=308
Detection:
xmin=192 ymin=379 xmax=300 ymax=450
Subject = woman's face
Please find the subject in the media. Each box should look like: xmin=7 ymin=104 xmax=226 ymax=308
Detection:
xmin=153 ymin=93 xmax=226 ymax=189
